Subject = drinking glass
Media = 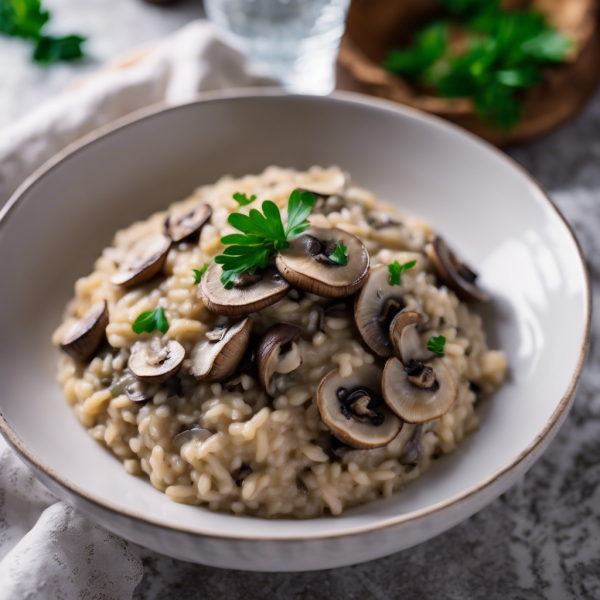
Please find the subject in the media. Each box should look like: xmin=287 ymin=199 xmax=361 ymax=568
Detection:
xmin=204 ymin=0 xmax=350 ymax=95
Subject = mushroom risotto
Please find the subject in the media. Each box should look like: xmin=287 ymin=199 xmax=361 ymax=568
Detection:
xmin=53 ymin=166 xmax=507 ymax=518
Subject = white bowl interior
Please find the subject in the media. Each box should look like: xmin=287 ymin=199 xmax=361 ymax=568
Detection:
xmin=0 ymin=93 xmax=587 ymax=539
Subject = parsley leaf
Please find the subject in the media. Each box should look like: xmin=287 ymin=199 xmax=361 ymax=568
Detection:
xmin=233 ymin=192 xmax=257 ymax=207
xmin=427 ymin=335 xmax=447 ymax=357
xmin=285 ymin=190 xmax=316 ymax=238
xmin=328 ymin=243 xmax=348 ymax=266
xmin=383 ymin=1 xmax=571 ymax=130
xmin=191 ymin=265 xmax=209 ymax=284
xmin=215 ymin=190 xmax=315 ymax=289
xmin=132 ymin=307 xmax=169 ymax=335
xmin=384 ymin=22 xmax=448 ymax=77
xmin=0 ymin=0 xmax=86 ymax=64
xmin=388 ymin=259 xmax=417 ymax=286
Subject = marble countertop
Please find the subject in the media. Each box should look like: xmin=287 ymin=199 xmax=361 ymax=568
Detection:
xmin=2 ymin=1 xmax=600 ymax=598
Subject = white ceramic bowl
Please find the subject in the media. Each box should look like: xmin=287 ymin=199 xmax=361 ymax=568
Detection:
xmin=0 ymin=91 xmax=590 ymax=571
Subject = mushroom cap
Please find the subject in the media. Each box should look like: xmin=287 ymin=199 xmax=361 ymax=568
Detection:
xmin=425 ymin=236 xmax=489 ymax=303
xmin=317 ymin=364 xmax=402 ymax=449
xmin=355 ymin=264 xmax=415 ymax=357
xmin=256 ymin=323 xmax=303 ymax=394
xmin=382 ymin=357 xmax=458 ymax=423
xmin=190 ymin=318 xmax=253 ymax=381
xmin=110 ymin=234 xmax=172 ymax=287
xmin=166 ymin=203 xmax=212 ymax=243
xmin=60 ymin=300 xmax=109 ymax=361
xmin=275 ymin=227 xmax=369 ymax=298
xmin=389 ymin=311 xmax=436 ymax=364
xmin=200 ymin=263 xmax=291 ymax=316
xmin=128 ymin=339 xmax=185 ymax=384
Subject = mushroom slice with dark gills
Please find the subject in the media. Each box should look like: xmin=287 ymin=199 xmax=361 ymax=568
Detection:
xmin=354 ymin=264 xmax=418 ymax=357
xmin=275 ymin=228 xmax=369 ymax=298
xmin=256 ymin=324 xmax=303 ymax=394
xmin=128 ymin=338 xmax=185 ymax=384
xmin=389 ymin=311 xmax=436 ymax=365
xmin=317 ymin=365 xmax=402 ymax=449
xmin=382 ymin=357 xmax=458 ymax=424
xmin=110 ymin=234 xmax=172 ymax=287
xmin=425 ymin=235 xmax=489 ymax=303
xmin=165 ymin=203 xmax=212 ymax=243
xmin=200 ymin=262 xmax=291 ymax=317
xmin=190 ymin=318 xmax=253 ymax=381
xmin=60 ymin=300 xmax=109 ymax=361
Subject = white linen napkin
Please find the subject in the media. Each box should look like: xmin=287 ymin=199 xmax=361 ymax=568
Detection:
xmin=0 ymin=20 xmax=272 ymax=600
xmin=0 ymin=20 xmax=273 ymax=207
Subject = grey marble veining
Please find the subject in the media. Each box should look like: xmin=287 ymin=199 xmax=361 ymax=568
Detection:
xmin=2 ymin=1 xmax=600 ymax=596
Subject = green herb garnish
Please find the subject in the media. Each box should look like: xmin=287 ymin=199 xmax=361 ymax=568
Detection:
xmin=427 ymin=335 xmax=447 ymax=357
xmin=192 ymin=265 xmax=209 ymax=284
xmin=328 ymin=243 xmax=348 ymax=266
xmin=215 ymin=189 xmax=315 ymax=289
xmin=0 ymin=0 xmax=86 ymax=64
xmin=388 ymin=259 xmax=417 ymax=286
xmin=132 ymin=307 xmax=169 ymax=335
xmin=233 ymin=192 xmax=257 ymax=207
xmin=383 ymin=0 xmax=571 ymax=130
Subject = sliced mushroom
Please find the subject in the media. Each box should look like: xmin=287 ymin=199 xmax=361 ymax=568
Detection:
xmin=165 ymin=203 xmax=212 ymax=243
xmin=190 ymin=318 xmax=253 ymax=381
xmin=60 ymin=300 xmax=109 ymax=361
xmin=128 ymin=339 xmax=185 ymax=383
xmin=355 ymin=264 xmax=417 ymax=357
xmin=173 ymin=425 xmax=212 ymax=452
xmin=389 ymin=311 xmax=435 ymax=365
xmin=123 ymin=381 xmax=158 ymax=403
xmin=317 ymin=365 xmax=402 ymax=449
xmin=200 ymin=263 xmax=291 ymax=316
xmin=257 ymin=324 xmax=303 ymax=394
xmin=425 ymin=236 xmax=489 ymax=303
xmin=110 ymin=234 xmax=172 ymax=287
xmin=275 ymin=228 xmax=369 ymax=298
xmin=382 ymin=357 xmax=458 ymax=424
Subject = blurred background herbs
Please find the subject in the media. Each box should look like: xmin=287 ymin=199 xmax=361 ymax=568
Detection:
xmin=0 ymin=0 xmax=85 ymax=63
xmin=383 ymin=0 xmax=572 ymax=129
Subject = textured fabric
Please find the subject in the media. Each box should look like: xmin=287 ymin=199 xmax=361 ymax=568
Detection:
xmin=0 ymin=20 xmax=272 ymax=207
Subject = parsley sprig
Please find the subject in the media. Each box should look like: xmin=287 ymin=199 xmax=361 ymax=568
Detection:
xmin=192 ymin=265 xmax=209 ymax=284
xmin=0 ymin=0 xmax=86 ymax=64
xmin=328 ymin=243 xmax=348 ymax=266
xmin=215 ymin=190 xmax=315 ymax=289
xmin=132 ymin=307 xmax=169 ymax=335
xmin=233 ymin=192 xmax=256 ymax=207
xmin=383 ymin=0 xmax=571 ymax=130
xmin=427 ymin=335 xmax=447 ymax=357
xmin=388 ymin=260 xmax=417 ymax=286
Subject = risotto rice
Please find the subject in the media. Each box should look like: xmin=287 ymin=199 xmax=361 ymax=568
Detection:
xmin=53 ymin=166 xmax=507 ymax=518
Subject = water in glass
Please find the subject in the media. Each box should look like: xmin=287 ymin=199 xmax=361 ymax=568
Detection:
xmin=205 ymin=0 xmax=350 ymax=95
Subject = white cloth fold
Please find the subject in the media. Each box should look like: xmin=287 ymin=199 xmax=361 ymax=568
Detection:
xmin=0 ymin=20 xmax=273 ymax=207
xmin=0 ymin=19 xmax=271 ymax=600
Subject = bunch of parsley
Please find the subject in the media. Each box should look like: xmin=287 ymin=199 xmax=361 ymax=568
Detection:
xmin=0 ymin=0 xmax=85 ymax=64
xmin=383 ymin=0 xmax=571 ymax=130
xmin=215 ymin=190 xmax=316 ymax=288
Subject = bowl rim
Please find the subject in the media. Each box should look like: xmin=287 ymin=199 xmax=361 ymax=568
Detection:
xmin=0 ymin=89 xmax=591 ymax=541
